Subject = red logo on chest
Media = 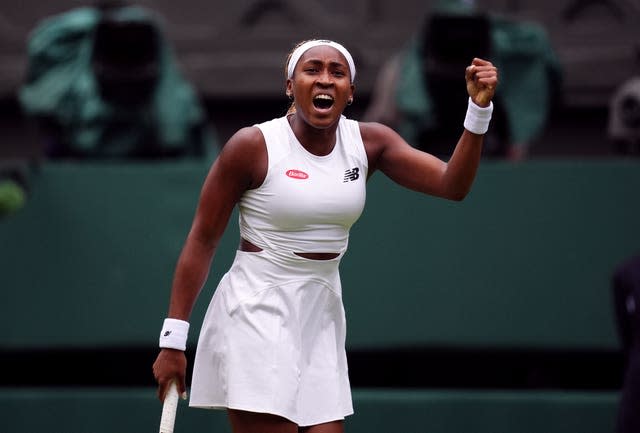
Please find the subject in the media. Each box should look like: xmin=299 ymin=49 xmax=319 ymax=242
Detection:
xmin=285 ymin=169 xmax=309 ymax=180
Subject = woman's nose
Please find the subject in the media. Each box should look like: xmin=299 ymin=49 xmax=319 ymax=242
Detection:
xmin=317 ymin=69 xmax=333 ymax=85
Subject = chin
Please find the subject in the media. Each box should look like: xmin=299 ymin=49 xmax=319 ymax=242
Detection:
xmin=308 ymin=109 xmax=340 ymax=126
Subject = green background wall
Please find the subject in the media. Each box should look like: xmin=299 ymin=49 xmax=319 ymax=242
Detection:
xmin=1 ymin=160 xmax=637 ymax=433
xmin=2 ymin=160 xmax=637 ymax=350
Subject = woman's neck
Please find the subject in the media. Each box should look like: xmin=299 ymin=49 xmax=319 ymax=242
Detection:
xmin=288 ymin=113 xmax=338 ymax=156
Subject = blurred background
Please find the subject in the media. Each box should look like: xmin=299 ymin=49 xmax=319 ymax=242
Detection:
xmin=1 ymin=1 xmax=640 ymax=432
xmin=1 ymin=0 xmax=638 ymax=159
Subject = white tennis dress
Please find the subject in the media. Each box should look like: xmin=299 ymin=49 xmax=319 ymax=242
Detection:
xmin=189 ymin=115 xmax=368 ymax=426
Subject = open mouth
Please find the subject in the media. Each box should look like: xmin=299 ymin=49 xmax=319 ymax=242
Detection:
xmin=313 ymin=94 xmax=334 ymax=110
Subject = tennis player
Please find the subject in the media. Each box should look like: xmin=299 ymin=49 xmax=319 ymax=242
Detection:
xmin=153 ymin=39 xmax=498 ymax=433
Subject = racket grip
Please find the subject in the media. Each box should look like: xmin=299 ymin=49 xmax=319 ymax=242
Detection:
xmin=159 ymin=381 xmax=180 ymax=433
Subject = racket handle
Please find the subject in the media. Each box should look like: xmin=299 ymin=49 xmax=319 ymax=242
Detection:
xmin=159 ymin=381 xmax=180 ymax=433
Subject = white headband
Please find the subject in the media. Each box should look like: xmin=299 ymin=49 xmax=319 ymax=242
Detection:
xmin=286 ymin=40 xmax=356 ymax=83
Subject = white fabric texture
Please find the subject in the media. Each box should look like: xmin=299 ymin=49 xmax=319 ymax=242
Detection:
xmin=463 ymin=97 xmax=493 ymax=135
xmin=159 ymin=318 xmax=190 ymax=350
xmin=239 ymin=116 xmax=368 ymax=254
xmin=189 ymin=115 xmax=368 ymax=426
xmin=189 ymin=248 xmax=354 ymax=426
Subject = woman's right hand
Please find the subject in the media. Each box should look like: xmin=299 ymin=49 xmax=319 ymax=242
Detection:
xmin=152 ymin=348 xmax=188 ymax=401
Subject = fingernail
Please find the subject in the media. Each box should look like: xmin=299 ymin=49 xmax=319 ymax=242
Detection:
xmin=181 ymin=391 xmax=188 ymax=400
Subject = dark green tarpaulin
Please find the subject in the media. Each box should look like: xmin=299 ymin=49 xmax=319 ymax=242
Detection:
xmin=396 ymin=9 xmax=562 ymax=148
xmin=19 ymin=6 xmax=217 ymax=159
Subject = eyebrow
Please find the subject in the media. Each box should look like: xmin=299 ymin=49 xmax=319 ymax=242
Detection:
xmin=301 ymin=58 xmax=348 ymax=70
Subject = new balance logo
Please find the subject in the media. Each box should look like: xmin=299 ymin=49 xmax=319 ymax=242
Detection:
xmin=343 ymin=167 xmax=360 ymax=182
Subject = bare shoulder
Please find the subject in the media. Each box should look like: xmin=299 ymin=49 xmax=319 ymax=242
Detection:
xmin=191 ymin=126 xmax=267 ymax=235
xmin=357 ymin=121 xmax=408 ymax=171
xmin=214 ymin=126 xmax=267 ymax=190
xmin=222 ymin=126 xmax=265 ymax=155
xmin=358 ymin=121 xmax=396 ymax=141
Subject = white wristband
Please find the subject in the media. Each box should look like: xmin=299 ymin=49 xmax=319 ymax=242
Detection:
xmin=159 ymin=318 xmax=190 ymax=351
xmin=463 ymin=97 xmax=493 ymax=135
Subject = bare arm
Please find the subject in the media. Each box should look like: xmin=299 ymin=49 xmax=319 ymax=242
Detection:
xmin=363 ymin=58 xmax=498 ymax=201
xmin=168 ymin=126 xmax=266 ymax=320
xmin=153 ymin=126 xmax=266 ymax=400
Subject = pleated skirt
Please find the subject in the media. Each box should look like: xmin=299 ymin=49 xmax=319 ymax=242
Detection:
xmin=189 ymin=248 xmax=354 ymax=426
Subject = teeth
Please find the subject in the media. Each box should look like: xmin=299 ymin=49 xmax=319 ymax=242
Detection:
xmin=314 ymin=94 xmax=333 ymax=101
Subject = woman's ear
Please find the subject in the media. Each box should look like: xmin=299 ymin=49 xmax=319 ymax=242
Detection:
xmin=286 ymin=80 xmax=293 ymax=98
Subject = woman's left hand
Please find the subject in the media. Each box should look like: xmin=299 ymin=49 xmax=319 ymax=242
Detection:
xmin=465 ymin=58 xmax=498 ymax=107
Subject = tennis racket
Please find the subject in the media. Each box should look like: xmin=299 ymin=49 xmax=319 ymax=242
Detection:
xmin=159 ymin=380 xmax=180 ymax=433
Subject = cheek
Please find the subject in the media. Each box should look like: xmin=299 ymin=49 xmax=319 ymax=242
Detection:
xmin=340 ymin=86 xmax=354 ymax=101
